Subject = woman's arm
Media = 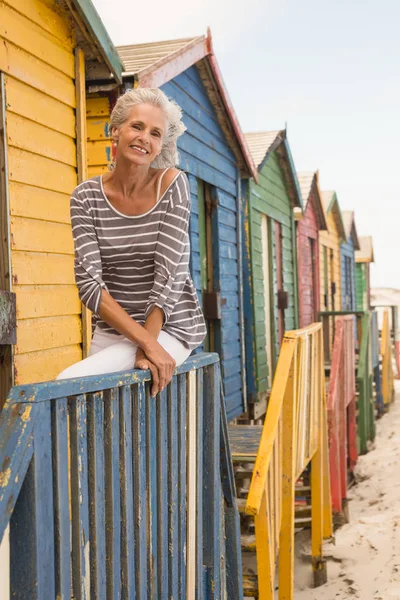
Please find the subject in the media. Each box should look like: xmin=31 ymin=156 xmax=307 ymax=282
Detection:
xmin=98 ymin=291 xmax=175 ymax=395
xmin=71 ymin=189 xmax=175 ymax=395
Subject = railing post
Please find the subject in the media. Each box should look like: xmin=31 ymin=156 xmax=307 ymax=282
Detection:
xmin=202 ymin=362 xmax=222 ymax=600
xmin=311 ymin=326 xmax=329 ymax=585
xmin=10 ymin=402 xmax=55 ymax=599
xmin=278 ymin=342 xmax=297 ymax=599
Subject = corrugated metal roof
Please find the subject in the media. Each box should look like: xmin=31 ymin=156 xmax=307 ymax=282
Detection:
xmin=356 ymin=236 xmax=374 ymax=263
xmin=117 ymin=36 xmax=203 ymax=75
xmin=297 ymin=172 xmax=315 ymax=206
xmin=244 ymin=131 xmax=282 ymax=168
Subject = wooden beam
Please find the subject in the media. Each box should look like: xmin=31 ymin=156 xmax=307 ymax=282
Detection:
xmin=0 ymin=72 xmax=13 ymax=407
xmin=75 ymin=47 xmax=92 ymax=358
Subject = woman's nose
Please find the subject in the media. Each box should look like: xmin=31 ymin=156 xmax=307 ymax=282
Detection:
xmin=138 ymin=130 xmax=150 ymax=145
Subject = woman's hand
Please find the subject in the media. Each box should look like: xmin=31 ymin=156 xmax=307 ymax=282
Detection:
xmin=135 ymin=344 xmax=176 ymax=397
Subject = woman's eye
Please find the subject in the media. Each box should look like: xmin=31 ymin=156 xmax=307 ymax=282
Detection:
xmin=152 ymin=131 xmax=161 ymax=137
xmin=132 ymin=124 xmax=140 ymax=130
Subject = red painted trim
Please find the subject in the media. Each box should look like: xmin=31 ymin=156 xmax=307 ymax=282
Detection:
xmin=206 ymin=31 xmax=258 ymax=182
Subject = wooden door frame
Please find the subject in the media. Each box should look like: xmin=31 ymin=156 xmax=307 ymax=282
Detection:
xmin=0 ymin=72 xmax=13 ymax=407
xmin=75 ymin=48 xmax=92 ymax=358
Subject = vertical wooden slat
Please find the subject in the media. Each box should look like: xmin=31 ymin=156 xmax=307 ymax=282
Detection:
xmin=104 ymin=388 xmax=121 ymax=599
xmin=119 ymin=385 xmax=135 ymax=598
xmin=52 ymin=397 xmax=71 ymax=599
xmin=157 ymin=387 xmax=169 ymax=600
xmin=177 ymin=373 xmax=187 ymax=599
xmin=10 ymin=402 xmax=55 ymax=599
xmin=0 ymin=72 xmax=13 ymax=407
xmin=74 ymin=47 xmax=91 ymax=357
xmin=202 ymin=362 xmax=221 ymax=599
xmin=278 ymin=350 xmax=297 ymax=599
xmin=133 ymin=382 xmax=147 ymax=599
xmin=148 ymin=390 xmax=158 ymax=599
xmin=168 ymin=378 xmax=179 ymax=599
xmin=195 ymin=368 xmax=203 ymax=600
xmin=70 ymin=395 xmax=91 ymax=600
xmin=187 ymin=370 xmax=197 ymax=600
xmin=87 ymin=392 xmax=107 ymax=599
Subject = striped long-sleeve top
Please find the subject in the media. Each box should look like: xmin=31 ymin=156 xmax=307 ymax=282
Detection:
xmin=71 ymin=171 xmax=207 ymax=350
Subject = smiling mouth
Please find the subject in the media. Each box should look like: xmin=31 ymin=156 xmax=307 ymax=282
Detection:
xmin=130 ymin=145 xmax=148 ymax=154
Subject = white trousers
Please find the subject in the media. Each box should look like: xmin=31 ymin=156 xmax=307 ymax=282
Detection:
xmin=56 ymin=327 xmax=191 ymax=380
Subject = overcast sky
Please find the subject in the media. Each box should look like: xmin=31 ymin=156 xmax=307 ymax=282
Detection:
xmin=93 ymin=0 xmax=400 ymax=289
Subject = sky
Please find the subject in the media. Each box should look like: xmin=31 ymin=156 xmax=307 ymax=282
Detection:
xmin=92 ymin=0 xmax=400 ymax=289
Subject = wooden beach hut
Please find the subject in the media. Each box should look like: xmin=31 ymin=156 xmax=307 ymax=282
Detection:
xmin=319 ymin=191 xmax=346 ymax=313
xmin=0 ymin=0 xmax=123 ymax=404
xmin=85 ymin=31 xmax=257 ymax=420
xmin=341 ymin=211 xmax=360 ymax=311
xmin=355 ymin=236 xmax=375 ymax=311
xmin=242 ymin=130 xmax=303 ymax=416
xmin=296 ymin=171 xmax=327 ymax=328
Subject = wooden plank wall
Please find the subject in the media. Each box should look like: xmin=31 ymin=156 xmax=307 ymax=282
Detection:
xmin=247 ymin=149 xmax=297 ymax=395
xmin=297 ymin=191 xmax=320 ymax=328
xmin=356 ymin=263 xmax=368 ymax=311
xmin=87 ymin=95 xmax=114 ymax=177
xmin=83 ymin=67 xmax=245 ymax=419
xmin=0 ymin=0 xmax=81 ymax=384
xmin=162 ymin=66 xmax=244 ymax=420
xmin=340 ymin=238 xmax=356 ymax=311
xmin=319 ymin=211 xmax=342 ymax=312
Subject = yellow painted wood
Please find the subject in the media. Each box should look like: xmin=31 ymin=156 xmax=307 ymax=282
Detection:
xmin=0 ymin=3 xmax=75 ymax=77
xmin=278 ymin=347 xmax=297 ymax=600
xmin=255 ymin=492 xmax=274 ymax=599
xmin=14 ymin=345 xmax=81 ymax=384
xmin=86 ymin=96 xmax=112 ymax=117
xmin=87 ymin=139 xmax=112 ymax=167
xmin=10 ymin=217 xmax=74 ymax=254
xmin=12 ymin=251 xmax=75 ymax=285
xmin=3 ymin=0 xmax=75 ymax=47
xmin=14 ymin=285 xmax=80 ymax=319
xmin=9 ymin=182 xmax=70 ymax=224
xmin=87 ymin=117 xmax=111 ymax=141
xmin=0 ymin=40 xmax=75 ymax=107
xmin=88 ymin=165 xmax=109 ymax=178
xmin=16 ymin=315 xmax=81 ymax=354
xmin=5 ymin=76 xmax=75 ymax=138
xmin=381 ymin=310 xmax=394 ymax=405
xmin=7 ymin=112 xmax=76 ymax=167
xmin=8 ymin=147 xmax=77 ymax=194
xmin=246 ymin=338 xmax=296 ymax=516
xmin=311 ymin=419 xmax=324 ymax=581
xmin=319 ymin=211 xmax=342 ymax=311
xmin=75 ymin=48 xmax=91 ymax=356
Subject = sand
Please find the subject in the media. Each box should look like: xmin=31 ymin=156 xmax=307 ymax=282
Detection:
xmin=295 ymin=381 xmax=400 ymax=600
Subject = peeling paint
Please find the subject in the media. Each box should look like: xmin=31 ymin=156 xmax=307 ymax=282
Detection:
xmin=21 ymin=405 xmax=32 ymax=422
xmin=0 ymin=468 xmax=11 ymax=487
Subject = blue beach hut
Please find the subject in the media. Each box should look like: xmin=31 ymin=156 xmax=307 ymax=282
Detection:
xmin=341 ymin=211 xmax=360 ymax=311
xmin=86 ymin=31 xmax=257 ymax=420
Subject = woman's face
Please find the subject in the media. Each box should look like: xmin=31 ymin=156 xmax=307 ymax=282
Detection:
xmin=112 ymin=103 xmax=167 ymax=166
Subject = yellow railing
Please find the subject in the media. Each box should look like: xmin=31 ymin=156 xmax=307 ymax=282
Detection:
xmin=245 ymin=323 xmax=332 ymax=599
xmin=381 ymin=310 xmax=395 ymax=406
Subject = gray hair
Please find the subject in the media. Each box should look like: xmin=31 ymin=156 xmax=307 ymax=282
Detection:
xmin=110 ymin=88 xmax=186 ymax=168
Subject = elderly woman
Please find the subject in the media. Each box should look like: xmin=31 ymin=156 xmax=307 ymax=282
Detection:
xmin=57 ymin=88 xmax=206 ymax=395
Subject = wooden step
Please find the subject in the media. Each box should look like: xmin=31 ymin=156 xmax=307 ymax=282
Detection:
xmin=228 ymin=425 xmax=263 ymax=462
xmin=243 ymin=573 xmax=259 ymax=597
xmin=241 ymin=534 xmax=256 ymax=552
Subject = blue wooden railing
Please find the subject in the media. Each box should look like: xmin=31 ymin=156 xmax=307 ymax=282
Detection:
xmin=0 ymin=353 xmax=242 ymax=599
